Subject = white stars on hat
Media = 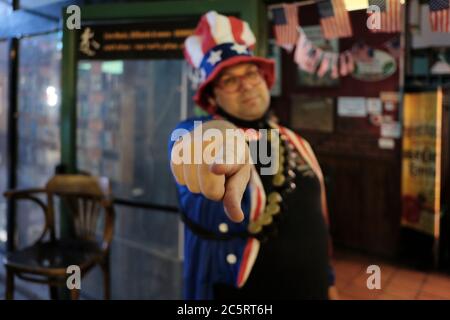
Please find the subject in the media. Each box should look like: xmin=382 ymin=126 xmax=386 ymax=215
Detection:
xmin=231 ymin=44 xmax=248 ymax=54
xmin=207 ymin=49 xmax=222 ymax=65
xmin=200 ymin=68 xmax=207 ymax=82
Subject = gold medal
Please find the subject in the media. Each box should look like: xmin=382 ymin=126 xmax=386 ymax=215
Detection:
xmin=273 ymin=174 xmax=285 ymax=186
xmin=248 ymin=222 xmax=262 ymax=234
xmin=268 ymin=192 xmax=282 ymax=203
xmin=260 ymin=214 xmax=273 ymax=226
xmin=265 ymin=203 xmax=281 ymax=216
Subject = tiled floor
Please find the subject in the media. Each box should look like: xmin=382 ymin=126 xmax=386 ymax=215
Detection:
xmin=333 ymin=249 xmax=450 ymax=300
xmin=2 ymin=248 xmax=450 ymax=300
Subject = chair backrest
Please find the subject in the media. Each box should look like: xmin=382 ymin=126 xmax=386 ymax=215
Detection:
xmin=45 ymin=175 xmax=115 ymax=251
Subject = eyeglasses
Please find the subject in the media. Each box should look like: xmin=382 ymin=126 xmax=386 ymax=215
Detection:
xmin=214 ymin=68 xmax=264 ymax=93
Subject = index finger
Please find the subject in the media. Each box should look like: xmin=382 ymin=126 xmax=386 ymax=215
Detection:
xmin=222 ymin=164 xmax=251 ymax=223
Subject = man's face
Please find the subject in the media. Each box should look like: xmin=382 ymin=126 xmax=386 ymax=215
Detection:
xmin=210 ymin=63 xmax=270 ymax=121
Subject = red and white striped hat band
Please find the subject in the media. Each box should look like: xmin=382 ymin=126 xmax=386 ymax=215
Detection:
xmin=184 ymin=11 xmax=275 ymax=113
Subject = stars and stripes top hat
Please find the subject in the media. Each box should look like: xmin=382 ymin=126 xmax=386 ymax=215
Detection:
xmin=184 ymin=11 xmax=275 ymax=113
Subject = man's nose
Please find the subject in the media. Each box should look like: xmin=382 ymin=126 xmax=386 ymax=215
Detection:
xmin=240 ymin=78 xmax=254 ymax=91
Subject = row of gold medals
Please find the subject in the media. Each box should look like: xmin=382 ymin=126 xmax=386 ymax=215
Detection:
xmin=247 ymin=128 xmax=305 ymax=236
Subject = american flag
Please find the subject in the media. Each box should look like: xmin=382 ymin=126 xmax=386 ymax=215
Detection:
xmin=429 ymin=0 xmax=450 ymax=32
xmin=339 ymin=52 xmax=354 ymax=76
xmin=270 ymin=4 xmax=299 ymax=51
xmin=294 ymin=35 xmax=323 ymax=74
xmin=317 ymin=52 xmax=332 ymax=77
xmin=330 ymin=53 xmax=339 ymax=79
xmin=317 ymin=0 xmax=353 ymax=40
xmin=368 ymin=0 xmax=402 ymax=33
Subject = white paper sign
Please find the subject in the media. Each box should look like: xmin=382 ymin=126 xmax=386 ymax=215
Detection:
xmin=381 ymin=122 xmax=401 ymax=138
xmin=338 ymin=97 xmax=367 ymax=117
xmin=378 ymin=138 xmax=395 ymax=149
xmin=384 ymin=101 xmax=396 ymax=111
xmin=366 ymin=98 xmax=382 ymax=115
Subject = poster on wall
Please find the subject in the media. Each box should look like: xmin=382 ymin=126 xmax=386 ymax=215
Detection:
xmin=351 ymin=46 xmax=397 ymax=82
xmin=401 ymin=90 xmax=443 ymax=237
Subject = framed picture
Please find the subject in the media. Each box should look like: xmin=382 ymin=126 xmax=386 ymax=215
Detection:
xmin=291 ymin=94 xmax=334 ymax=133
xmin=297 ymin=25 xmax=339 ymax=88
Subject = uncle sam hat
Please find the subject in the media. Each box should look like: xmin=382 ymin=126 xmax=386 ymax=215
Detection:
xmin=184 ymin=11 xmax=275 ymax=113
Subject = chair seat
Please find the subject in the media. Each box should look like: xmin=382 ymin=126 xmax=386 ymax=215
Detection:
xmin=4 ymin=239 xmax=103 ymax=276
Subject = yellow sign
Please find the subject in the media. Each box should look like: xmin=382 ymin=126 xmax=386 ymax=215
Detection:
xmin=401 ymin=90 xmax=442 ymax=237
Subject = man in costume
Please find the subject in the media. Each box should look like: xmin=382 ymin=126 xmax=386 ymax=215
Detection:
xmin=169 ymin=11 xmax=338 ymax=300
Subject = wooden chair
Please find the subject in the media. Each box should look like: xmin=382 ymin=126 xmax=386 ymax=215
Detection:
xmin=3 ymin=174 xmax=115 ymax=300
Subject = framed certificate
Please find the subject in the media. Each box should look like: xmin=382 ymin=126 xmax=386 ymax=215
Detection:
xmin=291 ymin=94 xmax=334 ymax=133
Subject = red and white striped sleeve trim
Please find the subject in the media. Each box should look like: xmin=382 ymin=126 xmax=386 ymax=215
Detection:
xmin=236 ymin=166 xmax=265 ymax=287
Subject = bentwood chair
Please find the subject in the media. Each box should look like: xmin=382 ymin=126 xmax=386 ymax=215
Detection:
xmin=3 ymin=174 xmax=115 ymax=300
